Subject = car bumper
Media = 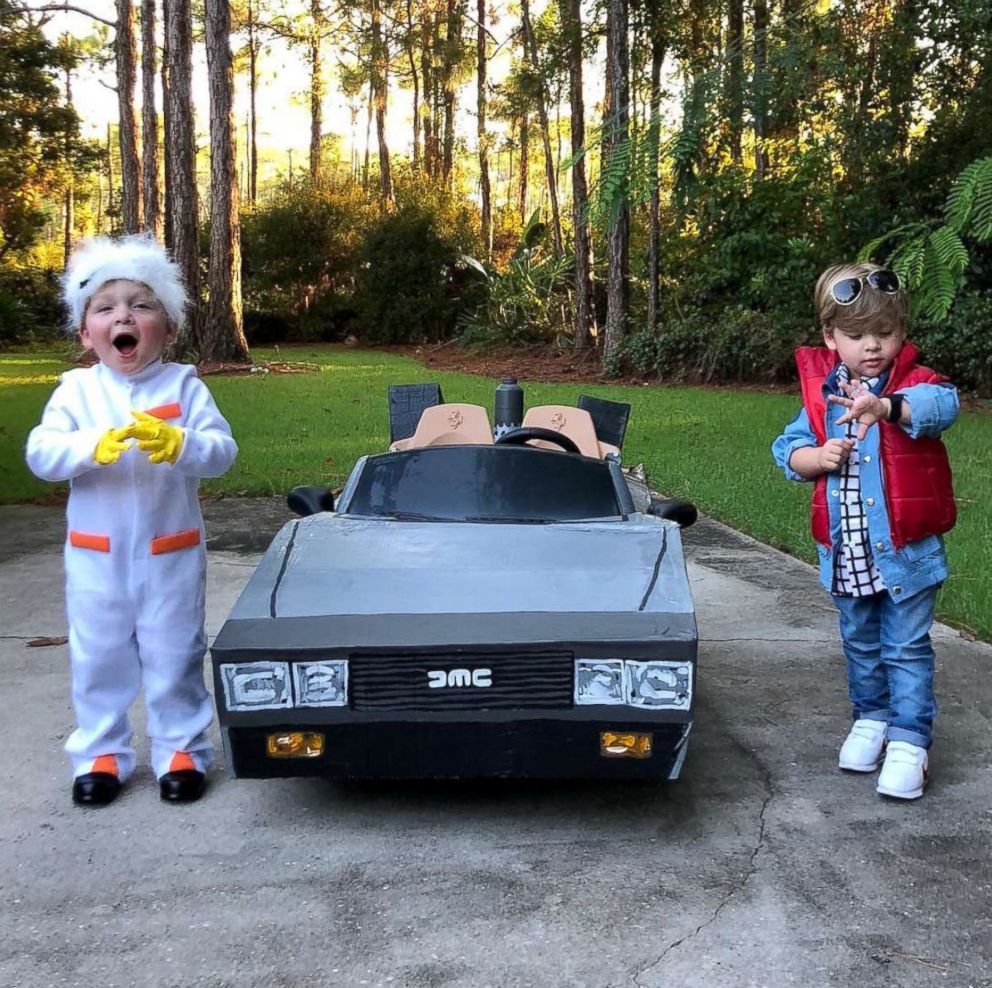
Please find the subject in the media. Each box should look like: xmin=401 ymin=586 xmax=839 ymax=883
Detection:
xmin=222 ymin=718 xmax=692 ymax=781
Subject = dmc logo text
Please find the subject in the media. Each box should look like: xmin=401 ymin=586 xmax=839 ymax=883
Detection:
xmin=427 ymin=668 xmax=493 ymax=688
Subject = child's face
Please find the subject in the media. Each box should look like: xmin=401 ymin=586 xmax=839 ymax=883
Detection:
xmin=80 ymin=279 xmax=174 ymax=376
xmin=823 ymin=315 xmax=905 ymax=379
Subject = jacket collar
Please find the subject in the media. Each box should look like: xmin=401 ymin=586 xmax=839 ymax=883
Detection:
xmin=795 ymin=341 xmax=919 ymax=394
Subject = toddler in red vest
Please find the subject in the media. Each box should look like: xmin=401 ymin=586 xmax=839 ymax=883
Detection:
xmin=772 ymin=262 xmax=959 ymax=799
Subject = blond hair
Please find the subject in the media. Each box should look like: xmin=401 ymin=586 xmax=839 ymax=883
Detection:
xmin=814 ymin=261 xmax=907 ymax=333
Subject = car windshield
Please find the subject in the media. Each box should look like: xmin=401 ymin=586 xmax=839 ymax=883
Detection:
xmin=342 ymin=445 xmax=624 ymax=522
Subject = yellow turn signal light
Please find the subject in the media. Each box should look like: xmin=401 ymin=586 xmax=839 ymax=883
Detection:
xmin=600 ymin=731 xmax=653 ymax=759
xmin=266 ymin=732 xmax=325 ymax=758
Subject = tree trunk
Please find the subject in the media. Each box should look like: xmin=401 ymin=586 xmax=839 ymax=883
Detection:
xmin=603 ymin=14 xmax=613 ymax=135
xmin=646 ymin=15 xmax=666 ymax=334
xmin=477 ymin=0 xmax=491 ymax=258
xmin=420 ymin=0 xmax=435 ymax=177
xmin=141 ymin=0 xmax=160 ymax=235
xmin=349 ymin=102 xmax=359 ymax=179
xmin=406 ymin=0 xmax=420 ymax=170
xmin=203 ymin=0 xmax=248 ymax=363
xmin=116 ymin=0 xmax=142 ymax=233
xmin=753 ymin=0 xmax=769 ymax=180
xmin=724 ymin=0 xmax=743 ymax=164
xmin=161 ymin=0 xmax=172 ymax=248
xmin=106 ymin=123 xmax=116 ymax=232
xmin=441 ymin=0 xmax=461 ymax=185
xmin=371 ymin=0 xmax=393 ymax=204
xmin=559 ymin=0 xmax=594 ymax=346
xmin=603 ymin=0 xmax=629 ymax=365
xmin=309 ymin=0 xmax=324 ymax=182
xmin=164 ymin=0 xmax=199 ymax=354
xmin=363 ymin=75 xmax=373 ymax=190
xmin=63 ymin=48 xmax=74 ymax=265
xmin=521 ymin=0 xmax=562 ymax=251
xmin=518 ymin=113 xmax=529 ymax=224
xmin=248 ymin=0 xmax=258 ymax=204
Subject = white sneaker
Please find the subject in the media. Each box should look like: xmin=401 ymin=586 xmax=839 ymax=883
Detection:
xmin=876 ymin=741 xmax=928 ymax=799
xmin=838 ymin=718 xmax=888 ymax=772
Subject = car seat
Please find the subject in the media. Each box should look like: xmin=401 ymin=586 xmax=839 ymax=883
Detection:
xmin=521 ymin=405 xmax=620 ymax=459
xmin=388 ymin=383 xmax=444 ymax=444
xmin=577 ymin=394 xmax=631 ymax=450
xmin=390 ymin=403 xmax=495 ymax=451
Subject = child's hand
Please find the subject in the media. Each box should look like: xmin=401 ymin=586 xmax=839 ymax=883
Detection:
xmin=128 ymin=410 xmax=184 ymax=465
xmin=828 ymin=382 xmax=888 ymax=441
xmin=93 ymin=426 xmax=133 ymax=465
xmin=816 ymin=438 xmax=855 ymax=472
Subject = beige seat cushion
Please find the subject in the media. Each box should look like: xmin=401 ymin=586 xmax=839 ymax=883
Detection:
xmin=391 ymin=403 xmax=494 ymax=451
xmin=521 ymin=405 xmax=608 ymax=459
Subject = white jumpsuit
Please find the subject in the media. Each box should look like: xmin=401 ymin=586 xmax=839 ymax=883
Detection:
xmin=25 ymin=359 xmax=238 ymax=781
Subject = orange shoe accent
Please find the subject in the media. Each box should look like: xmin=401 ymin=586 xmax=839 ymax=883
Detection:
xmin=150 ymin=528 xmax=200 ymax=555
xmin=143 ymin=402 xmax=182 ymax=420
xmin=69 ymin=531 xmax=111 ymax=552
xmin=169 ymin=751 xmax=197 ymax=773
xmin=91 ymin=754 xmax=119 ymax=776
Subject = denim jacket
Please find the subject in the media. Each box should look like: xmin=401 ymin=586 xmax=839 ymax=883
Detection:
xmin=772 ymin=365 xmax=959 ymax=600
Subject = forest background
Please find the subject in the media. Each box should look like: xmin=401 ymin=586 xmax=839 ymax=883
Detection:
xmin=2 ymin=0 xmax=991 ymax=391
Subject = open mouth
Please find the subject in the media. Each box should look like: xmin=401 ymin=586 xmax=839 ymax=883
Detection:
xmin=112 ymin=333 xmax=139 ymax=356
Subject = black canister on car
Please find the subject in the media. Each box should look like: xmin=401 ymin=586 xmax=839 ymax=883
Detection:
xmin=494 ymin=378 xmax=524 ymax=437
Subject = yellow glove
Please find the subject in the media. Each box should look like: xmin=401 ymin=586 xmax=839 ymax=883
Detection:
xmin=94 ymin=426 xmax=133 ymax=466
xmin=129 ymin=409 xmax=184 ymax=465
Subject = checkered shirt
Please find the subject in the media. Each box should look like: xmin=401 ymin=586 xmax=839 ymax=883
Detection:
xmin=831 ymin=364 xmax=887 ymax=597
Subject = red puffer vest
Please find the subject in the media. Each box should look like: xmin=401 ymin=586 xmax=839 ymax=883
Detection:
xmin=796 ymin=342 xmax=956 ymax=549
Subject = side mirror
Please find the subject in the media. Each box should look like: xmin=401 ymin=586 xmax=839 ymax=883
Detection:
xmin=287 ymin=485 xmax=335 ymax=517
xmin=647 ymin=497 xmax=697 ymax=528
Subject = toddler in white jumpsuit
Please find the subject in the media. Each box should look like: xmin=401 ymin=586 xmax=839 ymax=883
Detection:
xmin=25 ymin=235 xmax=238 ymax=806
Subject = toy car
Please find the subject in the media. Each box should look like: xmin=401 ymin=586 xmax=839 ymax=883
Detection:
xmin=210 ymin=386 xmax=698 ymax=780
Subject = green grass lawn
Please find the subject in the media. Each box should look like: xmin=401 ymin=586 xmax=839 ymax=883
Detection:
xmin=3 ymin=345 xmax=990 ymax=641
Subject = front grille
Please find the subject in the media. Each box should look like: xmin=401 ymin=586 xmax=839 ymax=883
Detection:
xmin=349 ymin=651 xmax=573 ymax=711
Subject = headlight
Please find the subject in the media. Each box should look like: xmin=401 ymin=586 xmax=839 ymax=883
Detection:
xmin=575 ymin=660 xmax=625 ymax=705
xmin=626 ymin=661 xmax=692 ymax=710
xmin=293 ymin=660 xmax=348 ymax=707
xmin=574 ymin=659 xmax=693 ymax=709
xmin=220 ymin=661 xmax=292 ymax=711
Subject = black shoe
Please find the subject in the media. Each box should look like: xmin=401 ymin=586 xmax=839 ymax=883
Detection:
xmin=72 ymin=772 xmax=122 ymax=806
xmin=159 ymin=770 xmax=206 ymax=803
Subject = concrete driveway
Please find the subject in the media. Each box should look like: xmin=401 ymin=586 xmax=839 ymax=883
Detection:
xmin=1 ymin=499 xmax=989 ymax=988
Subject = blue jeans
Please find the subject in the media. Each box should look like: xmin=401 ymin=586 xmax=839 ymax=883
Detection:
xmin=831 ymin=587 xmax=938 ymax=748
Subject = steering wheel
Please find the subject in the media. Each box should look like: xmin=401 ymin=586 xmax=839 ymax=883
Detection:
xmin=495 ymin=426 xmax=581 ymax=455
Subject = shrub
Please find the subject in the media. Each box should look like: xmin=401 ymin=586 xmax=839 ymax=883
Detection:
xmin=354 ymin=182 xmax=482 ymax=343
xmin=0 ymin=264 xmax=63 ymax=341
xmin=913 ymin=291 xmax=992 ymax=394
xmin=458 ymin=209 xmax=574 ymax=348
xmin=614 ymin=305 xmax=806 ymax=384
xmin=459 ymin=247 xmax=573 ymax=347
xmin=241 ymin=180 xmax=370 ymax=339
xmin=0 ymin=287 xmax=35 ymax=343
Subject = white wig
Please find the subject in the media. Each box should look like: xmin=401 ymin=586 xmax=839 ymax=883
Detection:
xmin=62 ymin=233 xmax=188 ymax=332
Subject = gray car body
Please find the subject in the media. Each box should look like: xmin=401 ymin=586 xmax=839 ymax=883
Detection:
xmin=211 ymin=451 xmax=698 ymax=780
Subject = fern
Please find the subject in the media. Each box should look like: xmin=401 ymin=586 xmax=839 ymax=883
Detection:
xmin=862 ymin=154 xmax=992 ymax=323
xmin=888 ymin=235 xmax=927 ymax=291
xmin=929 ymin=226 xmax=969 ymax=277
xmin=590 ymin=134 xmax=633 ymax=230
xmin=967 ymin=157 xmax=992 ymax=241
xmin=945 ymin=156 xmax=992 ymax=238
xmin=920 ymin=239 xmax=958 ymax=323
xmin=858 ymin=223 xmax=927 ymax=263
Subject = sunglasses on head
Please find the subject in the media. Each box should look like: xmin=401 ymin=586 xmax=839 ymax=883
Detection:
xmin=829 ymin=269 xmax=901 ymax=305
